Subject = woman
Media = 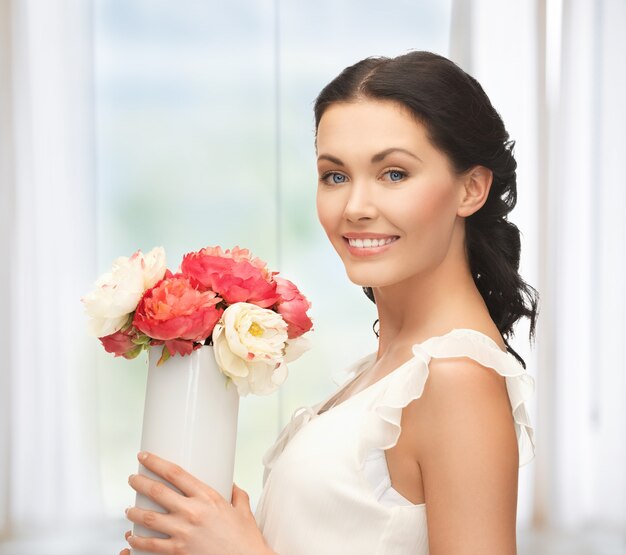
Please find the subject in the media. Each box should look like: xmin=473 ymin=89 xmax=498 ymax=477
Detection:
xmin=122 ymin=50 xmax=538 ymax=555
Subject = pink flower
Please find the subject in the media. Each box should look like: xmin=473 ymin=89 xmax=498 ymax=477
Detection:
xmin=193 ymin=245 xmax=273 ymax=277
xmin=99 ymin=327 xmax=145 ymax=359
xmin=181 ymin=246 xmax=280 ymax=308
xmin=133 ymin=274 xmax=223 ymax=343
xmin=274 ymin=277 xmax=313 ymax=339
xmin=160 ymin=338 xmax=200 ymax=357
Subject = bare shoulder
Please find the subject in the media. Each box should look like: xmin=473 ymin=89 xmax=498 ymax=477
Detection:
xmin=403 ymin=356 xmax=519 ymax=554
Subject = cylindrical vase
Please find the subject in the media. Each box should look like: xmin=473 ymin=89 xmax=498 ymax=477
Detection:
xmin=131 ymin=344 xmax=239 ymax=554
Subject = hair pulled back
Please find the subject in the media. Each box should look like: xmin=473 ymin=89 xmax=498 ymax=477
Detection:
xmin=313 ymin=51 xmax=539 ymax=368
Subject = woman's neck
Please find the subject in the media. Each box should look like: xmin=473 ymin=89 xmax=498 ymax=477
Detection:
xmin=371 ymin=260 xmax=493 ymax=359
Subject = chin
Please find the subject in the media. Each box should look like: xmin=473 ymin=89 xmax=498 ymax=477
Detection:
xmin=344 ymin=265 xmax=415 ymax=289
xmin=344 ymin=271 xmax=389 ymax=289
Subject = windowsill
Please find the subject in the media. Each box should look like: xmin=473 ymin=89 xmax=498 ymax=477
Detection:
xmin=1 ymin=522 xmax=623 ymax=555
xmin=0 ymin=518 xmax=128 ymax=555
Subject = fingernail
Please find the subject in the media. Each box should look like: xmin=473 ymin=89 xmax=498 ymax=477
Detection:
xmin=125 ymin=506 xmax=130 ymax=515
xmin=128 ymin=474 xmax=134 ymax=483
xmin=138 ymin=451 xmax=147 ymax=461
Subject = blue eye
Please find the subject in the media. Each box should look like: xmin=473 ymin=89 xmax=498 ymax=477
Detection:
xmin=320 ymin=172 xmax=347 ymax=185
xmin=385 ymin=169 xmax=406 ymax=182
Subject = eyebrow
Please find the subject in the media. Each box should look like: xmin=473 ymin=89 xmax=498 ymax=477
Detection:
xmin=317 ymin=147 xmax=422 ymax=166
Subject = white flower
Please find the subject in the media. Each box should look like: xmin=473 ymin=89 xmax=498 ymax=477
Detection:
xmin=212 ymin=302 xmax=294 ymax=396
xmin=141 ymin=246 xmax=167 ymax=289
xmin=283 ymin=334 xmax=312 ymax=363
xmin=81 ymin=247 xmax=167 ymax=337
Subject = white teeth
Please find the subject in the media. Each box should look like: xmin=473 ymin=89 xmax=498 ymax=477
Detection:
xmin=347 ymin=237 xmax=398 ymax=248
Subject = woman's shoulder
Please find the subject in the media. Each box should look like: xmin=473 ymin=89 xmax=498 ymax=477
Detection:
xmin=401 ymin=352 xmax=515 ymax=451
xmin=398 ymin=326 xmax=534 ymax=465
xmin=414 ymin=355 xmax=514 ymax=424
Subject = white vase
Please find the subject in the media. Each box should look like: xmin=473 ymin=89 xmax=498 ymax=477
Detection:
xmin=131 ymin=344 xmax=240 ymax=554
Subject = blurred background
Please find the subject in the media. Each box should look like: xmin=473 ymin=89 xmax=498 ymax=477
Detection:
xmin=0 ymin=0 xmax=624 ymax=553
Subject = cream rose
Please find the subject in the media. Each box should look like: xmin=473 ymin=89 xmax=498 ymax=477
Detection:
xmin=212 ymin=302 xmax=295 ymax=396
xmin=141 ymin=246 xmax=167 ymax=289
xmin=283 ymin=334 xmax=312 ymax=363
xmin=81 ymin=246 xmax=167 ymax=337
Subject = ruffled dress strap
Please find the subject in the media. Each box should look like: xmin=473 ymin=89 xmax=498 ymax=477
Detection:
xmin=357 ymin=328 xmax=535 ymax=468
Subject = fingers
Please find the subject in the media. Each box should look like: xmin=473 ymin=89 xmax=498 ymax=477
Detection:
xmin=128 ymin=471 xmax=187 ymax=513
xmin=125 ymin=505 xmax=177 ymax=537
xmin=231 ymin=482 xmax=252 ymax=512
xmin=120 ymin=532 xmax=131 ymax=555
xmin=137 ymin=451 xmax=222 ymax=501
xmin=124 ymin=521 xmax=180 ymax=553
xmin=126 ymin=532 xmax=171 ymax=554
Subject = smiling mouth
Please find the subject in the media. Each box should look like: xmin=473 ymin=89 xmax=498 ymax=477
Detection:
xmin=344 ymin=236 xmax=400 ymax=248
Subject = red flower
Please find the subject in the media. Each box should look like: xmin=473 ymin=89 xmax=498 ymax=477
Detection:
xmin=274 ymin=277 xmax=313 ymax=339
xmin=181 ymin=246 xmax=280 ymax=308
xmin=99 ymin=327 xmax=144 ymax=359
xmin=149 ymin=338 xmax=203 ymax=365
xmin=133 ymin=274 xmax=223 ymax=343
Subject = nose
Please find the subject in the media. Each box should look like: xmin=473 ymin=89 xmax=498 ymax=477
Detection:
xmin=342 ymin=180 xmax=377 ymax=222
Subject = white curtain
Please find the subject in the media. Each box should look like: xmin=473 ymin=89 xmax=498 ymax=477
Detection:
xmin=0 ymin=0 xmax=103 ymax=538
xmin=546 ymin=0 xmax=626 ymax=529
xmin=450 ymin=0 xmax=626 ymax=533
xmin=0 ymin=0 xmax=13 ymax=536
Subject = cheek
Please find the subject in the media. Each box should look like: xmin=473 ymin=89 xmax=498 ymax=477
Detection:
xmin=393 ymin=182 xmax=458 ymax=240
xmin=316 ymin=192 xmax=339 ymax=234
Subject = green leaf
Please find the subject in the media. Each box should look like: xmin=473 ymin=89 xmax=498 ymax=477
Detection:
xmin=157 ymin=345 xmax=171 ymax=366
xmin=131 ymin=334 xmax=151 ymax=346
xmin=120 ymin=313 xmax=135 ymax=332
xmin=124 ymin=345 xmax=144 ymax=360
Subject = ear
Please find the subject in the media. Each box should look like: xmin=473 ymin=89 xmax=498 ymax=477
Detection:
xmin=457 ymin=165 xmax=493 ymax=217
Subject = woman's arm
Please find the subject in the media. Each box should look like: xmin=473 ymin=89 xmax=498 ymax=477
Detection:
xmin=119 ymin=451 xmax=277 ymax=555
xmin=408 ymin=356 xmax=519 ymax=555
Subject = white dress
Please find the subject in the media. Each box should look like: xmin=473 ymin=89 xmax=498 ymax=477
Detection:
xmin=254 ymin=328 xmax=535 ymax=555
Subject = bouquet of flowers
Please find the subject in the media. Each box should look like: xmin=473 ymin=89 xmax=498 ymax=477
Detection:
xmin=81 ymin=244 xmax=313 ymax=396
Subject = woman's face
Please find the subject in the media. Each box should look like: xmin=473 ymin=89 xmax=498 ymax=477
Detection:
xmin=315 ymin=98 xmax=467 ymax=291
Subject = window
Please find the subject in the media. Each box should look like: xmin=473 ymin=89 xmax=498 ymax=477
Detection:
xmin=94 ymin=0 xmax=452 ymax=516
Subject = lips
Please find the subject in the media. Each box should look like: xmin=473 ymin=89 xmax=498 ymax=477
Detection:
xmin=340 ymin=231 xmax=401 ymax=257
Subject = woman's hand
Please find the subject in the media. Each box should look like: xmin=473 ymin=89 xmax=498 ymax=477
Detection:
xmin=119 ymin=451 xmax=274 ymax=555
